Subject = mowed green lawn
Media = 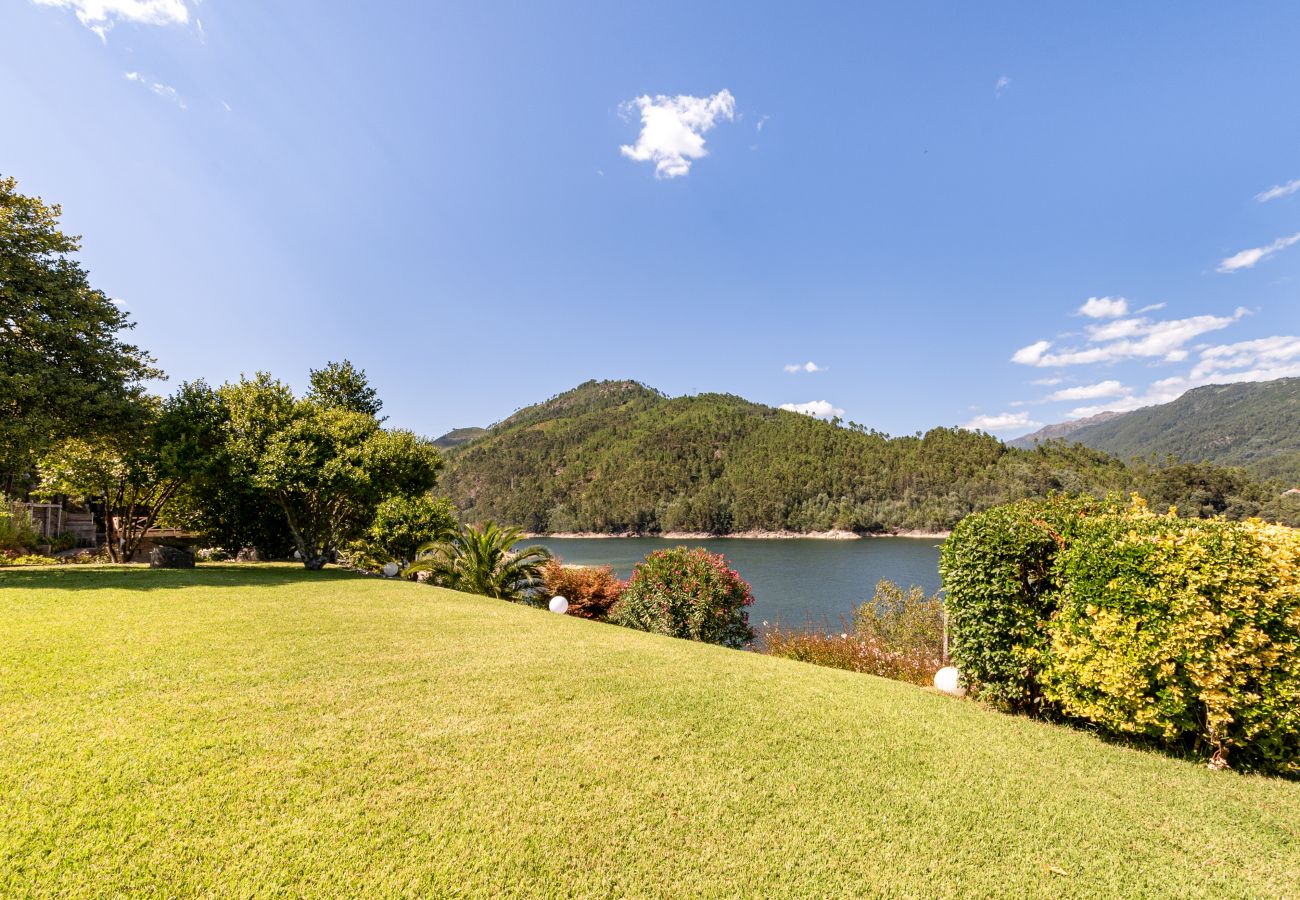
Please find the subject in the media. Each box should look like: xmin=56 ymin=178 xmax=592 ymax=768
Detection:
xmin=2 ymin=566 xmax=1297 ymax=898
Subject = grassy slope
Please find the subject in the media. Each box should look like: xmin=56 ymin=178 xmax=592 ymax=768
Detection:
xmin=2 ymin=566 xmax=1298 ymax=898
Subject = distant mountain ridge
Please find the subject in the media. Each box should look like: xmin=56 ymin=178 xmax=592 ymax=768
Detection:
xmin=1014 ymin=378 xmax=1300 ymax=482
xmin=436 ymin=379 xmax=1134 ymax=535
xmin=1010 ymin=411 xmax=1123 ymax=447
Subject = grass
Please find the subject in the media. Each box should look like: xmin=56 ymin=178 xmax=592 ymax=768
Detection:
xmin=2 ymin=565 xmax=1298 ymax=898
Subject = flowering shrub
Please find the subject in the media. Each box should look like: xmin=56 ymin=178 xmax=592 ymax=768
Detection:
xmin=0 ymin=552 xmax=60 ymax=567
xmin=611 ymin=547 xmax=754 ymax=648
xmin=541 ymin=560 xmax=624 ymax=620
xmin=762 ymin=580 xmax=944 ymax=685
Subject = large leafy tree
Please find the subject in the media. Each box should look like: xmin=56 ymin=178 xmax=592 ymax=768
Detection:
xmin=36 ymin=390 xmax=211 ymax=561
xmin=405 ymin=522 xmax=551 ymax=600
xmin=0 ymin=175 xmax=159 ymax=480
xmin=222 ymin=373 xmax=442 ymax=569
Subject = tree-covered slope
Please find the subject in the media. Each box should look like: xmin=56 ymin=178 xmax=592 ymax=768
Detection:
xmin=1050 ymin=378 xmax=1300 ymax=482
xmin=440 ymin=380 xmax=1137 ymax=534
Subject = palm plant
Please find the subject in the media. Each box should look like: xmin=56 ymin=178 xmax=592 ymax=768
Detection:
xmin=404 ymin=521 xmax=552 ymax=601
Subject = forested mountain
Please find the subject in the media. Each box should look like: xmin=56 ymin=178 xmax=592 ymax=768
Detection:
xmin=1015 ymin=378 xmax=1300 ymax=482
xmin=439 ymin=380 xmax=1300 ymax=534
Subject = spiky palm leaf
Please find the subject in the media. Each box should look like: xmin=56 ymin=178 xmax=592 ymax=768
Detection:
xmin=404 ymin=521 xmax=552 ymax=601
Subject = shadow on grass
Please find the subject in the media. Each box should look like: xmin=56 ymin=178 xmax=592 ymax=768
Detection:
xmin=0 ymin=563 xmax=373 ymax=592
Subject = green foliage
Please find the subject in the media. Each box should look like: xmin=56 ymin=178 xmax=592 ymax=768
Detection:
xmin=0 ymin=175 xmax=160 ymax=476
xmin=943 ymin=495 xmax=1300 ymax=775
xmin=0 ymin=503 xmax=40 ymax=552
xmin=1042 ymin=510 xmax=1300 ymax=775
xmin=405 ymin=521 xmax=551 ymax=600
xmin=0 ymin=552 xmax=59 ymax=566
xmin=353 ymin=494 xmax=457 ymax=569
xmin=440 ymin=380 xmax=1232 ymax=535
xmin=307 ymin=359 xmax=384 ymax=419
xmin=540 ymin=559 xmax=624 ymax=620
xmin=762 ymin=580 xmax=945 ymax=684
xmin=939 ymin=494 xmax=1118 ymax=710
xmin=611 ymin=547 xmax=755 ymax=648
xmin=221 ymin=373 xmax=442 ymax=569
xmin=1046 ymin=377 xmax=1300 ymax=483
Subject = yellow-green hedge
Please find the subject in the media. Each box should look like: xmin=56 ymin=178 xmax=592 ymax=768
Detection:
xmin=943 ymin=496 xmax=1300 ymax=775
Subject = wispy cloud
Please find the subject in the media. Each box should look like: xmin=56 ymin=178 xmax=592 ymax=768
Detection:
xmin=1255 ymin=178 xmax=1300 ymax=203
xmin=1077 ymin=296 xmax=1128 ymax=318
xmin=124 ymin=71 xmax=185 ymax=108
xmin=620 ymin=90 xmax=736 ymax=179
xmin=963 ymin=411 xmax=1039 ymax=433
xmin=1047 ymin=380 xmax=1130 ymax=402
xmin=783 ymin=361 xmax=824 ymax=374
xmin=1066 ymin=335 xmax=1300 ymax=418
xmin=995 ymin=75 xmax=1011 ymax=97
xmin=34 ymin=0 xmax=188 ymax=40
xmin=756 ymin=115 xmax=770 ymax=132
xmin=1029 ymin=376 xmax=1062 ymax=386
xmin=780 ymin=400 xmax=844 ymax=419
xmin=1217 ymin=232 xmax=1300 ymax=273
xmin=1011 ymin=307 xmax=1247 ymax=367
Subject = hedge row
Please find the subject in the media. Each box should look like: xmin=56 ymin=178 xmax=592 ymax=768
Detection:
xmin=940 ymin=495 xmax=1300 ymax=776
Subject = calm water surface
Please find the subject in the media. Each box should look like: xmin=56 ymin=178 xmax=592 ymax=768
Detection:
xmin=528 ymin=537 xmax=944 ymax=627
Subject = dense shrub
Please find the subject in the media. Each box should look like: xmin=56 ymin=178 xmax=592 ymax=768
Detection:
xmin=611 ymin=547 xmax=754 ymax=648
xmin=938 ymin=494 xmax=1115 ymax=710
xmin=1043 ymin=508 xmax=1300 ymax=775
xmin=943 ymin=494 xmax=1300 ymax=775
xmin=0 ymin=504 xmax=41 ymax=552
xmin=541 ymin=560 xmax=624 ymax=620
xmin=763 ymin=580 xmax=944 ymax=684
xmin=0 ymin=552 xmax=59 ymax=566
xmin=349 ymin=494 xmax=458 ymax=571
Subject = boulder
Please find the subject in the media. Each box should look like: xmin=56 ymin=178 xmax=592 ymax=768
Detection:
xmin=236 ymin=547 xmax=266 ymax=562
xmin=149 ymin=546 xmax=195 ymax=569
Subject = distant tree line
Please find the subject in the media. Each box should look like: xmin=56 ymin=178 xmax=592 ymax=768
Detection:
xmin=440 ymin=381 xmax=1300 ymax=533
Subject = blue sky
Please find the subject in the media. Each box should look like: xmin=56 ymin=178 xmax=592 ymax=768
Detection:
xmin=4 ymin=2 xmax=1299 ymax=438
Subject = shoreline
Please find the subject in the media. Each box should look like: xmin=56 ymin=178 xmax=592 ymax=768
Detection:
xmin=523 ymin=529 xmax=950 ymax=541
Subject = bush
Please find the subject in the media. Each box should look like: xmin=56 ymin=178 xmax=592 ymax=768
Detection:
xmin=0 ymin=504 xmax=41 ymax=552
xmin=353 ymin=494 xmax=458 ymax=570
xmin=1043 ymin=508 xmax=1300 ymax=775
xmin=938 ymin=494 xmax=1116 ymax=710
xmin=763 ymin=580 xmax=944 ymax=684
xmin=0 ymin=552 xmax=59 ymax=567
xmin=943 ymin=493 xmax=1300 ymax=775
xmin=541 ymin=560 xmax=624 ymax=620
xmin=611 ymin=547 xmax=754 ymax=648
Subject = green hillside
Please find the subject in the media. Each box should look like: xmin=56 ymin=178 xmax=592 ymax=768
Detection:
xmin=440 ymin=380 xmax=1135 ymax=534
xmin=4 ymin=565 xmax=1299 ymax=897
xmin=1041 ymin=378 xmax=1300 ymax=482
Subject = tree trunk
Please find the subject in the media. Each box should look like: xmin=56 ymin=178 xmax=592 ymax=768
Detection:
xmin=303 ymin=554 xmax=330 ymax=570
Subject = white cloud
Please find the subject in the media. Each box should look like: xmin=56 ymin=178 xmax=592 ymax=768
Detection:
xmin=780 ymin=400 xmax=844 ymax=419
xmin=783 ymin=361 xmax=825 ymax=373
xmin=125 ymin=71 xmax=185 ymax=108
xmin=1077 ymin=296 xmax=1128 ymax=318
xmin=1030 ymin=377 xmax=1062 ymax=386
xmin=963 ymin=411 xmax=1039 ymax=433
xmin=756 ymin=115 xmax=770 ymax=132
xmin=995 ymin=75 xmax=1010 ymax=97
xmin=619 ymin=90 xmax=736 ymax=179
xmin=1066 ymin=335 xmax=1300 ymax=418
xmin=1012 ymin=308 xmax=1247 ymax=367
xmin=1255 ymin=178 xmax=1300 ymax=203
xmin=1136 ymin=302 xmax=1166 ymax=314
xmin=34 ymin=0 xmax=188 ymax=39
xmin=1047 ymin=380 xmax=1130 ymax=402
xmin=1217 ymin=232 xmax=1300 ymax=273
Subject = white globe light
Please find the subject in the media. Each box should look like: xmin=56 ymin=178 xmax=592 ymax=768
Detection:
xmin=382 ymin=562 xmax=399 ymax=578
xmin=934 ymin=666 xmax=966 ymax=697
xmin=548 ymin=595 xmax=569 ymax=615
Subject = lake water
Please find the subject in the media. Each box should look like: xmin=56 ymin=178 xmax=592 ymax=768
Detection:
xmin=528 ymin=537 xmax=944 ymax=627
